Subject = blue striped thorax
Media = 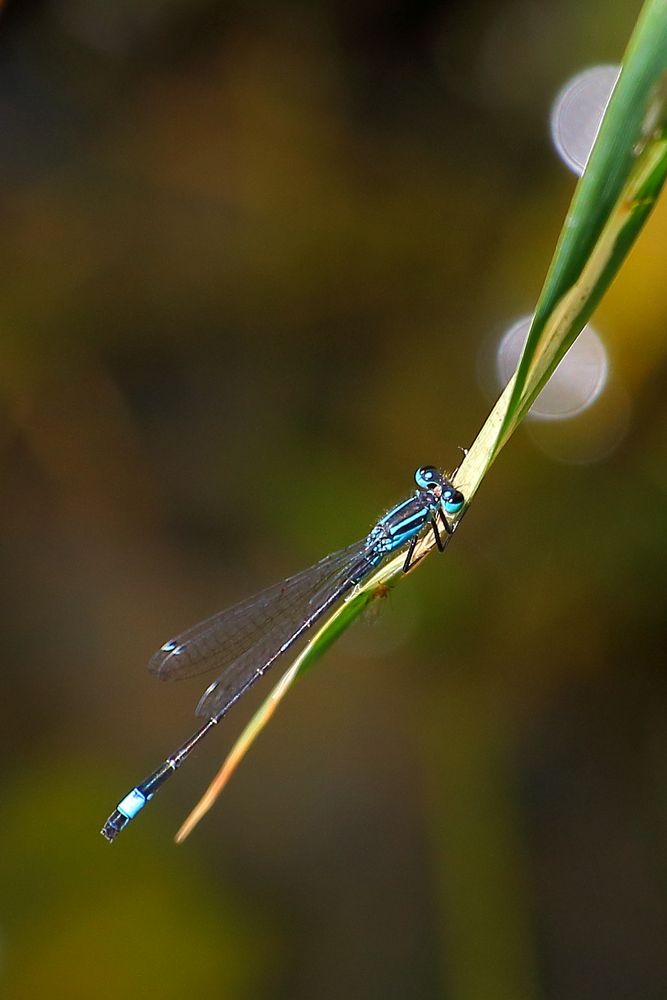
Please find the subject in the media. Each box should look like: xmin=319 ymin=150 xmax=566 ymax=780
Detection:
xmin=368 ymin=492 xmax=440 ymax=556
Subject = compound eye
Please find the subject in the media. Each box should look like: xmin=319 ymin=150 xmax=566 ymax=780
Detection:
xmin=415 ymin=465 xmax=440 ymax=489
xmin=442 ymin=488 xmax=464 ymax=515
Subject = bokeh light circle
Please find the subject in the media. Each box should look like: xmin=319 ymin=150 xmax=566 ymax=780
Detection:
xmin=496 ymin=315 xmax=609 ymax=420
xmin=550 ymin=65 xmax=620 ymax=175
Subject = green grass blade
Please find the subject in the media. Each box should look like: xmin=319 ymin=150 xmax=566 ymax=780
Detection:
xmin=499 ymin=0 xmax=667 ymax=448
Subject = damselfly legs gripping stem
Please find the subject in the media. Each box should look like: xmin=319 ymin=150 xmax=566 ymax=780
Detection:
xmin=101 ymin=466 xmax=464 ymax=842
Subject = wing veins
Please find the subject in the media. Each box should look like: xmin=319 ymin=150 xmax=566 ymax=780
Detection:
xmin=148 ymin=539 xmax=367 ymax=685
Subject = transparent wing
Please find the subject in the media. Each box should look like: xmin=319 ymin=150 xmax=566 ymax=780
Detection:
xmin=148 ymin=539 xmax=369 ymax=695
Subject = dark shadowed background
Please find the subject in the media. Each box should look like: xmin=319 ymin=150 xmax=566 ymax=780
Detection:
xmin=0 ymin=1 xmax=666 ymax=998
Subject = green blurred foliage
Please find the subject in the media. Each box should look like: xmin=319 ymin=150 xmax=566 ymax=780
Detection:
xmin=0 ymin=1 xmax=666 ymax=999
xmin=0 ymin=765 xmax=273 ymax=999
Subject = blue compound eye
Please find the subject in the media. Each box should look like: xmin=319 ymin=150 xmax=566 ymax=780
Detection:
xmin=442 ymin=488 xmax=464 ymax=515
xmin=415 ymin=465 xmax=441 ymax=490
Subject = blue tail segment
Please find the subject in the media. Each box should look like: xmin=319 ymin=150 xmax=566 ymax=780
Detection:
xmin=101 ymin=789 xmax=149 ymax=841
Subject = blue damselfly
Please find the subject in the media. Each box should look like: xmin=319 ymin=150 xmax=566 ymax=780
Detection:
xmin=101 ymin=465 xmax=464 ymax=841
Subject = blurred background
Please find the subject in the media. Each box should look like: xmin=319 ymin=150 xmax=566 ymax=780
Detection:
xmin=1 ymin=1 xmax=666 ymax=997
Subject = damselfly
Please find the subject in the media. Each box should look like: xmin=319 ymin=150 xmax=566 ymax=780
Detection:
xmin=101 ymin=465 xmax=464 ymax=841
